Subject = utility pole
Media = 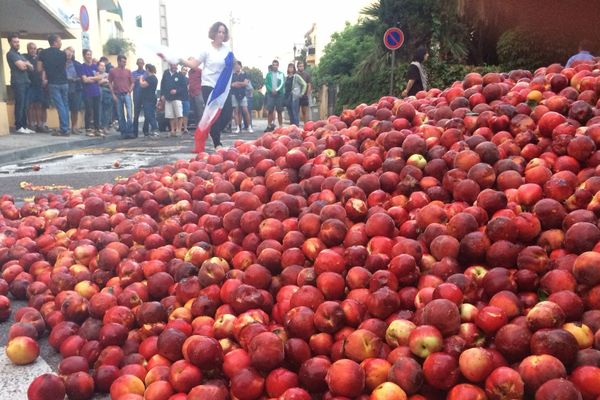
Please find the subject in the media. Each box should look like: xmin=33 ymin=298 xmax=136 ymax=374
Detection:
xmin=229 ymin=11 xmax=239 ymax=54
xmin=159 ymin=0 xmax=169 ymax=72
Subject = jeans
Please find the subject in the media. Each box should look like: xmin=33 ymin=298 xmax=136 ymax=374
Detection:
xmin=100 ymin=88 xmax=112 ymax=129
xmin=84 ymin=96 xmax=100 ymax=130
xmin=132 ymin=94 xmax=142 ymax=135
xmin=142 ymin=99 xmax=158 ymax=134
xmin=287 ymin=95 xmax=300 ymax=125
xmin=115 ymin=93 xmax=132 ymax=135
xmin=48 ymin=83 xmax=69 ymax=133
xmin=12 ymin=82 xmax=30 ymax=130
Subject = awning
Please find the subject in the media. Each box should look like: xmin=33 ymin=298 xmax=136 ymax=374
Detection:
xmin=0 ymin=0 xmax=76 ymax=40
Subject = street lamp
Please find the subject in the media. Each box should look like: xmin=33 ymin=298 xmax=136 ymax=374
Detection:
xmin=229 ymin=11 xmax=240 ymax=53
xmin=293 ymin=42 xmax=304 ymax=61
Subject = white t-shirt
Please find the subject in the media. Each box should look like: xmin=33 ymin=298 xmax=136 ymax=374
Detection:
xmin=197 ymin=43 xmax=231 ymax=88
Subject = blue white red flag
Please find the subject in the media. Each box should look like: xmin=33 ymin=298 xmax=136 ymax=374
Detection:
xmin=194 ymin=51 xmax=234 ymax=153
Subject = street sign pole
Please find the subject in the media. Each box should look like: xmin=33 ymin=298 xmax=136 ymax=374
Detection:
xmin=383 ymin=27 xmax=404 ymax=96
xmin=390 ymin=49 xmax=396 ymax=95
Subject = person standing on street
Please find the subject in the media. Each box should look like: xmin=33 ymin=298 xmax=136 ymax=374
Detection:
xmin=38 ymin=34 xmax=70 ymax=136
xmin=566 ymin=40 xmax=595 ymax=67
xmin=131 ymin=58 xmax=146 ymax=136
xmin=80 ymin=49 xmax=102 ymax=136
xmin=187 ymin=63 xmax=204 ymax=129
xmin=24 ymin=42 xmax=48 ymax=133
xmin=140 ymin=64 xmax=159 ymax=137
xmin=168 ymin=21 xmax=234 ymax=151
xmin=6 ymin=33 xmax=34 ymax=134
xmin=265 ymin=60 xmax=285 ymax=131
xmin=65 ymin=47 xmax=83 ymax=135
xmin=284 ymin=63 xmax=307 ymax=126
xmin=296 ymin=61 xmax=312 ymax=125
xmin=231 ymin=60 xmax=252 ymax=133
xmin=97 ymin=61 xmax=113 ymax=135
xmin=160 ymin=63 xmax=186 ymax=136
xmin=109 ymin=54 xmax=134 ymax=138
xmin=244 ymin=79 xmax=254 ymax=131
xmin=180 ymin=66 xmax=191 ymax=134
xmin=402 ymin=46 xmax=429 ymax=97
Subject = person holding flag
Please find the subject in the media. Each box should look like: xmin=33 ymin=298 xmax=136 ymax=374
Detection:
xmin=159 ymin=21 xmax=234 ymax=152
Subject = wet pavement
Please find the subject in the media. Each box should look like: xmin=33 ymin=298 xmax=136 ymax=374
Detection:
xmin=0 ymin=120 xmax=267 ymax=203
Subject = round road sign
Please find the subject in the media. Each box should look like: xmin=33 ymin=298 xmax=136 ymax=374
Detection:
xmin=383 ymin=27 xmax=404 ymax=51
xmin=80 ymin=5 xmax=90 ymax=32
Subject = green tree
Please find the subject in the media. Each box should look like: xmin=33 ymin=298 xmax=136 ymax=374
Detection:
xmin=103 ymin=38 xmax=135 ymax=56
xmin=242 ymin=66 xmax=265 ymax=91
xmin=317 ymin=22 xmax=375 ymax=84
xmin=315 ymin=0 xmax=497 ymax=113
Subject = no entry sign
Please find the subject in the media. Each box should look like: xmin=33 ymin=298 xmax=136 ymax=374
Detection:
xmin=383 ymin=27 xmax=404 ymax=51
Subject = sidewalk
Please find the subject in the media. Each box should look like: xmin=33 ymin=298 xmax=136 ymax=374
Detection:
xmin=0 ymin=130 xmax=122 ymax=165
xmin=0 ymin=119 xmax=269 ymax=165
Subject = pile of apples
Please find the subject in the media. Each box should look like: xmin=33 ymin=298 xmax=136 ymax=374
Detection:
xmin=2 ymin=60 xmax=600 ymax=400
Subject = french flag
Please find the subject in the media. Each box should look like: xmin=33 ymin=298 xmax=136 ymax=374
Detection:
xmin=194 ymin=51 xmax=235 ymax=153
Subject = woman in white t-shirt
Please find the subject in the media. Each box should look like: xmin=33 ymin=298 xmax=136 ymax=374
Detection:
xmin=179 ymin=22 xmax=233 ymax=149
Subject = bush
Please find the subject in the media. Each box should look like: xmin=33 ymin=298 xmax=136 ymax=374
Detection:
xmin=334 ymin=59 xmax=501 ymax=114
xmin=252 ymin=91 xmax=264 ymax=112
xmin=497 ymin=27 xmax=572 ymax=71
xmin=103 ymin=38 xmax=135 ymax=56
xmin=426 ymin=53 xmax=501 ymax=89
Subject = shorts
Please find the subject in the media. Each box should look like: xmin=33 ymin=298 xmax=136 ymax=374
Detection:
xmin=232 ymin=95 xmax=247 ymax=108
xmin=265 ymin=92 xmax=284 ymax=112
xmin=299 ymin=94 xmax=310 ymax=107
xmin=182 ymin=100 xmax=190 ymax=117
xmin=164 ymin=100 xmax=183 ymax=119
xmin=29 ymin=86 xmax=49 ymax=107
xmin=68 ymin=90 xmax=82 ymax=112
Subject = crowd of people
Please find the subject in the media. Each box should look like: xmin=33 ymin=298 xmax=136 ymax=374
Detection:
xmin=6 ymin=23 xmax=313 ymax=149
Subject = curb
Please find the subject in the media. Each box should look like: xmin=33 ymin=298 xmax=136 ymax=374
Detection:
xmin=0 ymin=135 xmax=122 ymax=165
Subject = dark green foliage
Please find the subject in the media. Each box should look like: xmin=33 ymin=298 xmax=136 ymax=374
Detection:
xmin=497 ymin=27 xmax=572 ymax=71
xmin=252 ymin=91 xmax=264 ymax=112
xmin=361 ymin=0 xmax=470 ymax=64
xmin=316 ymin=23 xmax=375 ymax=84
xmin=103 ymin=38 xmax=135 ymax=56
xmin=242 ymin=66 xmax=265 ymax=91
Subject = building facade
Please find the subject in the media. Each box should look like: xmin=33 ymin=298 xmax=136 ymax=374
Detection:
xmin=0 ymin=0 xmax=163 ymax=134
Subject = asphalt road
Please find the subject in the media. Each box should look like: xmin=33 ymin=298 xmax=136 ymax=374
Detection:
xmin=0 ymin=121 xmax=268 ymax=398
xmin=0 ymin=123 xmax=266 ymax=204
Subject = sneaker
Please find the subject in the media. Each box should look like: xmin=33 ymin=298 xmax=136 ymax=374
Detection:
xmin=36 ymin=126 xmax=49 ymax=133
xmin=215 ymin=145 xmax=223 ymax=151
xmin=149 ymin=132 xmax=159 ymax=138
xmin=16 ymin=127 xmax=28 ymax=134
xmin=24 ymin=128 xmax=35 ymax=134
xmin=71 ymin=128 xmax=81 ymax=135
xmin=233 ymin=126 xmax=241 ymax=134
xmin=248 ymin=126 xmax=254 ymax=133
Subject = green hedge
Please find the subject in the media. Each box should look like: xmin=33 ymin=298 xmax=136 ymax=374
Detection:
xmin=252 ymin=91 xmax=264 ymax=112
xmin=334 ymin=59 xmax=501 ymax=114
xmin=497 ymin=27 xmax=572 ymax=71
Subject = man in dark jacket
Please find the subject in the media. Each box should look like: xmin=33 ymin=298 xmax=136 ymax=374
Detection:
xmin=160 ymin=63 xmax=187 ymax=136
